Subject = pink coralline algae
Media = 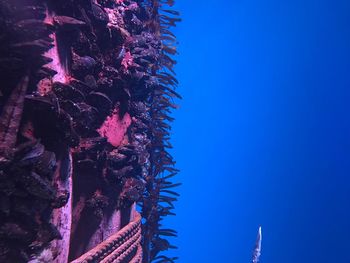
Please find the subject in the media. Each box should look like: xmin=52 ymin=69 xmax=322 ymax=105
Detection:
xmin=121 ymin=51 xmax=133 ymax=70
xmin=98 ymin=108 xmax=131 ymax=147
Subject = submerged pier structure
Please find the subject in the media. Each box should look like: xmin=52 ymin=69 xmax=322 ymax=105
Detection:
xmin=0 ymin=0 xmax=180 ymax=262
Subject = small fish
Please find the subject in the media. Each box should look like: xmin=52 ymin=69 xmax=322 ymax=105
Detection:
xmin=252 ymin=226 xmax=262 ymax=263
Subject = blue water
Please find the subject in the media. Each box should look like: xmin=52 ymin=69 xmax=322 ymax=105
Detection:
xmin=169 ymin=0 xmax=350 ymax=262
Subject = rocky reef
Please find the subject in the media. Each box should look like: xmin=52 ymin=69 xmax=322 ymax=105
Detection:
xmin=0 ymin=0 xmax=180 ymax=262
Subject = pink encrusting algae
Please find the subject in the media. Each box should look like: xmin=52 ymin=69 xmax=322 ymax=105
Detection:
xmin=97 ymin=108 xmax=132 ymax=147
xmin=121 ymin=51 xmax=133 ymax=70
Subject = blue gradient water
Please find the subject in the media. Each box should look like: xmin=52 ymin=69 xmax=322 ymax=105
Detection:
xmin=168 ymin=1 xmax=350 ymax=262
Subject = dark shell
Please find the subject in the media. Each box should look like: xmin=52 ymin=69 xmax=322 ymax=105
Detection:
xmin=25 ymin=94 xmax=58 ymax=113
xmin=14 ymin=140 xmax=40 ymax=158
xmin=130 ymin=101 xmax=148 ymax=116
xmin=60 ymin=100 xmax=82 ymax=119
xmin=70 ymin=78 xmax=94 ymax=95
xmin=90 ymin=3 xmax=109 ymax=24
xmin=71 ymin=55 xmax=97 ymax=77
xmin=16 ymin=171 xmax=56 ymax=200
xmin=56 ymin=110 xmax=80 ymax=147
xmin=118 ymin=145 xmax=135 ymax=156
xmin=40 ymin=66 xmax=58 ymax=77
xmin=130 ymin=14 xmax=142 ymax=28
xmin=18 ymin=142 xmax=45 ymax=166
xmin=102 ymin=66 xmax=119 ymax=79
xmin=14 ymin=19 xmax=51 ymax=40
xmin=86 ymin=92 xmax=112 ymax=114
xmin=53 ymin=82 xmax=85 ymax=103
xmin=72 ymin=32 xmax=91 ymax=57
xmin=111 ymin=165 xmax=134 ymax=180
xmin=35 ymin=151 xmax=56 ymax=179
xmin=84 ymin=75 xmax=98 ymax=90
xmin=120 ymin=178 xmax=145 ymax=202
xmin=37 ymin=55 xmax=53 ymax=65
xmin=75 ymin=102 xmax=101 ymax=131
xmin=25 ymin=95 xmax=79 ymax=147
xmin=79 ymin=137 xmax=107 ymax=153
xmin=51 ymin=190 xmax=70 ymax=208
xmin=106 ymin=152 xmax=128 ymax=169
xmin=53 ymin=16 xmax=86 ymax=31
xmin=12 ymin=40 xmax=53 ymax=55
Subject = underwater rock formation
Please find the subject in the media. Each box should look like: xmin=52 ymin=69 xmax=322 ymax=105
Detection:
xmin=0 ymin=0 xmax=180 ymax=262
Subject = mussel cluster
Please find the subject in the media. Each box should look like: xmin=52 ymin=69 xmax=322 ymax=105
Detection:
xmin=0 ymin=0 xmax=180 ymax=262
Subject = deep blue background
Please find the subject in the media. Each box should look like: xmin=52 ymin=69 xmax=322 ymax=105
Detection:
xmin=168 ymin=1 xmax=350 ymax=262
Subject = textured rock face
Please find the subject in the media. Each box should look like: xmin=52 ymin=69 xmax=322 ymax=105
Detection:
xmin=0 ymin=0 xmax=180 ymax=262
